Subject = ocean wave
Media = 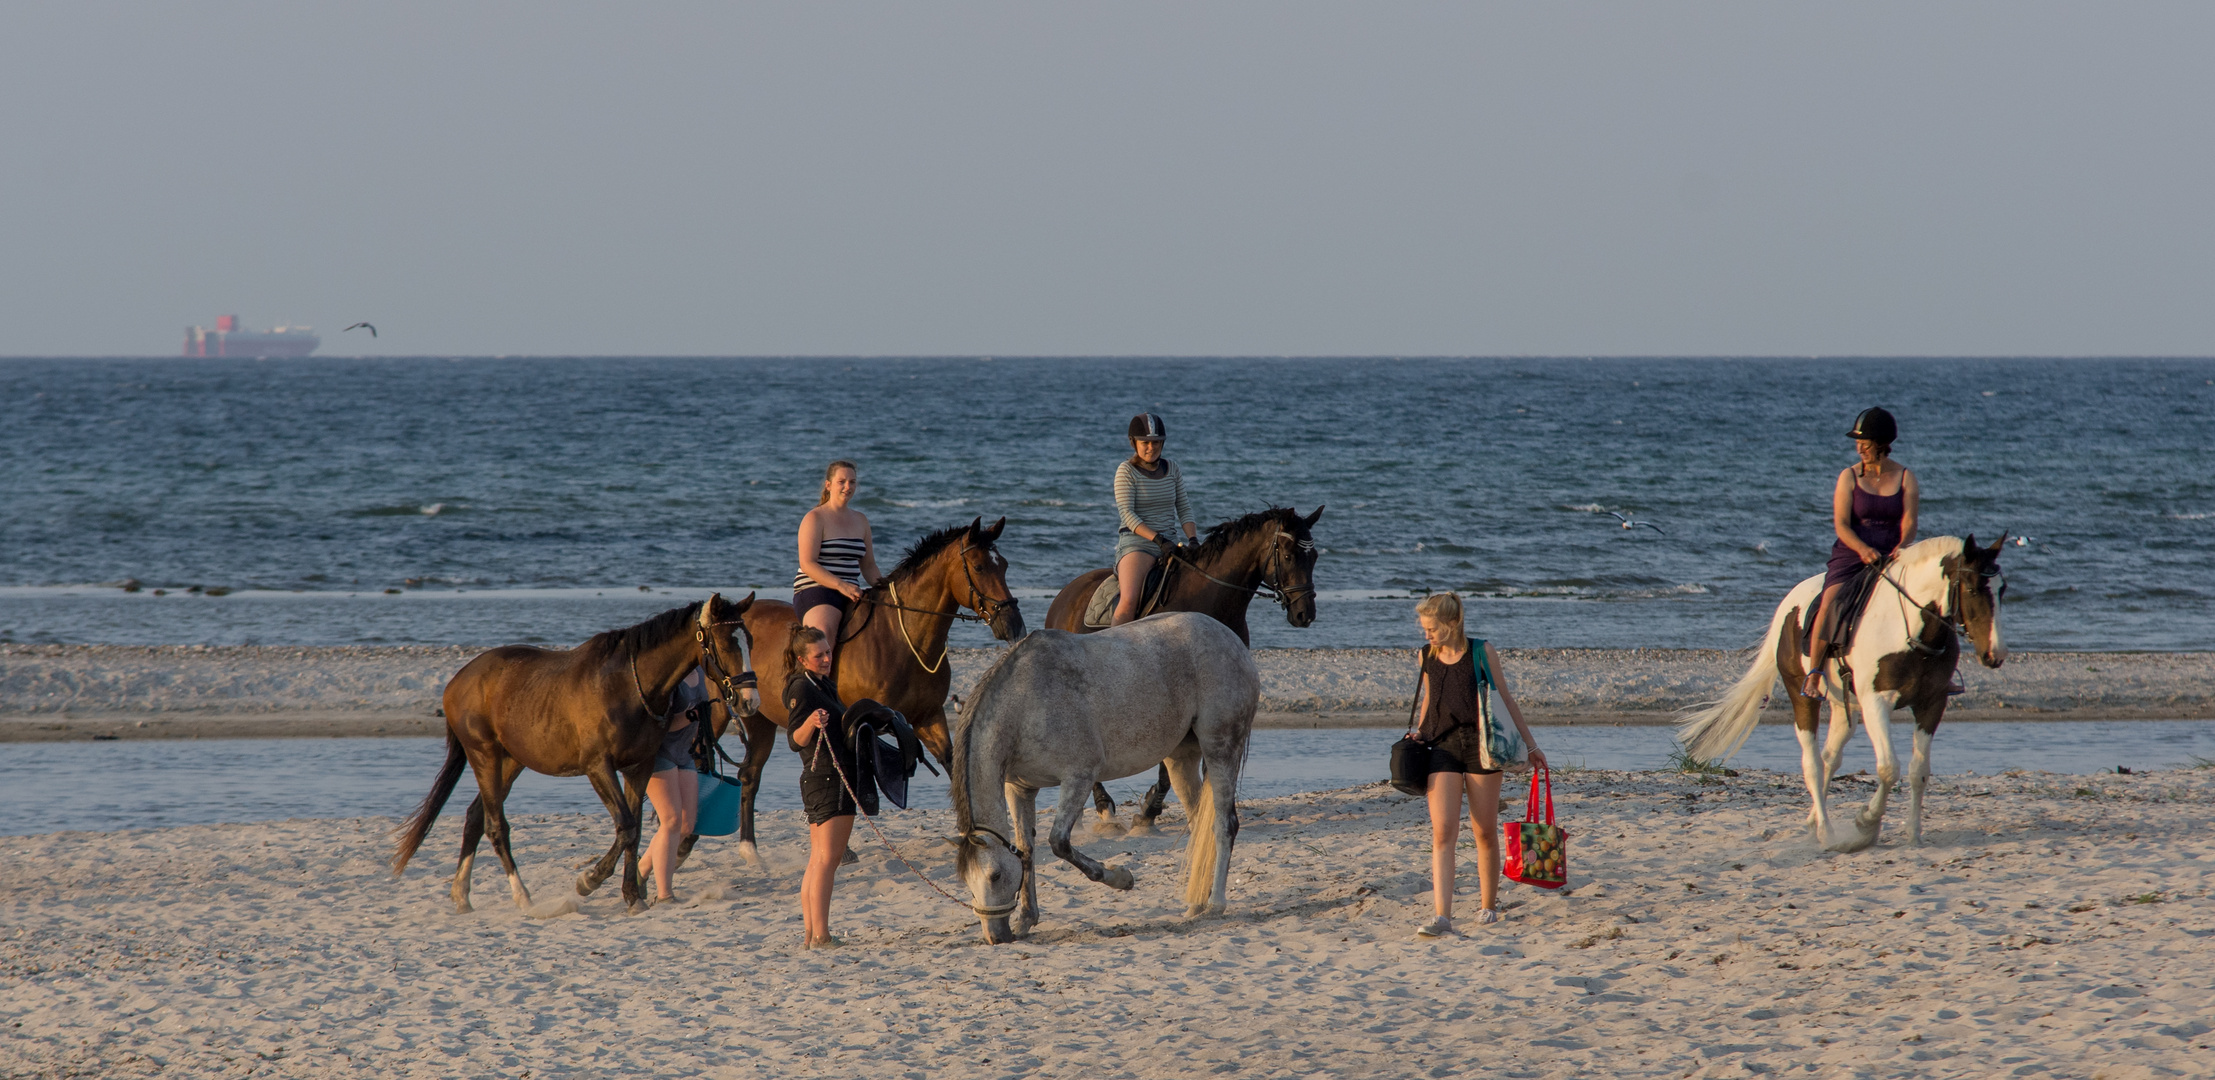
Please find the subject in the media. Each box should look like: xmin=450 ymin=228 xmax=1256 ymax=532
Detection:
xmin=2168 ymin=512 xmax=2210 ymax=521
xmin=884 ymin=498 xmax=970 ymax=509
xmin=349 ymin=503 xmax=465 ymax=518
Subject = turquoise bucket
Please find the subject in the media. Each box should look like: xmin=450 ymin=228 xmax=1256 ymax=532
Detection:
xmin=695 ymin=773 xmax=742 ymax=836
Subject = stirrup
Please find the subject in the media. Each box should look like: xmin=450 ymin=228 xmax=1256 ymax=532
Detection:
xmin=1947 ymin=673 xmax=1967 ymax=697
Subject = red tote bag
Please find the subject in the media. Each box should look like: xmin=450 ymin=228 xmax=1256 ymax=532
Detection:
xmin=1502 ymin=765 xmax=1569 ymax=889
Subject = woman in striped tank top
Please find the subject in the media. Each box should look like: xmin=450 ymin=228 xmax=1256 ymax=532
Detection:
xmin=794 ymin=459 xmax=883 ymax=644
xmin=1112 ymin=413 xmax=1198 ymax=625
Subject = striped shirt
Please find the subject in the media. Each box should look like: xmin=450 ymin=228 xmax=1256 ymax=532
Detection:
xmin=1114 ymin=458 xmax=1194 ymax=538
xmin=793 ymin=535 xmax=868 ymax=591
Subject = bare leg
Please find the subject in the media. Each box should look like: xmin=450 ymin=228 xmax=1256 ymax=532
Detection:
xmin=641 ymin=766 xmax=697 ymax=902
xmin=801 ymin=814 xmax=855 ymax=946
xmin=1426 ymin=771 xmax=1465 ymax=918
xmin=1463 ymin=772 xmax=1503 ymax=912
xmin=1111 ymin=551 xmax=1155 ymax=626
xmin=801 ymin=604 xmax=843 ymax=648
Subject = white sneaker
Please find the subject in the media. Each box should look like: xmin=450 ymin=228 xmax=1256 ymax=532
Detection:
xmin=1472 ymin=907 xmax=1503 ymax=925
xmin=1416 ymin=916 xmax=1454 ymax=938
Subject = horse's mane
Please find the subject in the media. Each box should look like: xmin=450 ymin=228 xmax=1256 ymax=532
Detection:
xmin=947 ymin=642 xmax=1029 ymax=836
xmin=1191 ymin=506 xmax=1307 ymax=561
xmin=885 ymin=522 xmax=975 ymax=582
xmin=574 ymin=602 xmax=702 ymax=663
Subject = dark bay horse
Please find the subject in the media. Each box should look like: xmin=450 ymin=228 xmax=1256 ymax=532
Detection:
xmin=711 ymin=517 xmax=1025 ymax=865
xmin=1043 ymin=505 xmax=1323 ymax=832
xmin=392 ymin=592 xmax=757 ymax=914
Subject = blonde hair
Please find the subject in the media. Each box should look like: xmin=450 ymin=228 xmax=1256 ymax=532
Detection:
xmin=1414 ymin=592 xmax=1469 ymax=652
xmin=818 ymin=460 xmax=857 ymax=505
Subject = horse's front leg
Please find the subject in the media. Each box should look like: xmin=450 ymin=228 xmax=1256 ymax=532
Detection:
xmin=617 ymin=762 xmax=654 ymax=912
xmin=1830 ymin=687 xmax=1900 ymax=853
xmin=1050 ymin=778 xmax=1135 ymax=892
xmin=1132 ymin=764 xmax=1175 ymax=834
xmin=1006 ymin=783 xmax=1041 ymax=936
xmin=735 ymin=711 xmax=776 ymax=868
xmin=1907 ymin=710 xmax=1941 ymax=846
xmin=576 ymin=765 xmax=631 ymax=897
xmin=1088 ymin=782 xmax=1125 ymax=837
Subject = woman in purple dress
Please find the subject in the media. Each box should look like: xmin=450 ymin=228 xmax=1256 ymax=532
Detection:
xmin=1804 ymin=407 xmax=1919 ymax=697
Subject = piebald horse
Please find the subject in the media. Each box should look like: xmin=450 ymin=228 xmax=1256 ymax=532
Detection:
xmin=393 ymin=593 xmax=758 ymax=914
xmin=1679 ymin=535 xmax=2007 ymax=851
xmin=953 ymin=612 xmax=1259 ymax=943
xmin=711 ymin=518 xmax=1025 ymax=865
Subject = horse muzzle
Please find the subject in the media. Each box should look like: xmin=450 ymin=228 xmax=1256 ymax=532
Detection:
xmin=990 ymin=603 xmax=1027 ymax=642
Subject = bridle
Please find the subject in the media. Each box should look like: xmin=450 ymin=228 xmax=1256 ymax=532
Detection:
xmin=626 ymin=603 xmax=758 ymax=720
xmin=1164 ymin=526 xmax=1316 ymax=615
xmin=1876 ymin=549 xmax=2003 ymax=659
xmin=865 ymin=541 xmax=1021 ymax=673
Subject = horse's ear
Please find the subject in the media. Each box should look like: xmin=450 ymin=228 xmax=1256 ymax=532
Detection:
xmin=1303 ymin=505 xmax=1325 ymax=527
xmin=1963 ymin=534 xmax=1976 ymax=552
xmin=735 ymin=590 xmax=756 ymax=612
xmin=1989 ymin=533 xmax=2008 ymax=554
xmin=981 ymin=516 xmax=1006 ymax=543
xmin=701 ymin=594 xmax=721 ymax=624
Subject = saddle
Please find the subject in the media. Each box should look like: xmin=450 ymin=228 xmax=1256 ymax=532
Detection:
xmin=1804 ymin=562 xmax=1884 ymax=660
xmin=843 ymin=701 xmax=931 ymax=812
xmin=1081 ymin=561 xmax=1170 ymax=628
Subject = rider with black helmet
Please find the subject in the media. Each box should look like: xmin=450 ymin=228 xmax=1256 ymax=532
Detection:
xmin=1111 ymin=413 xmax=1198 ymax=625
xmin=1804 ymin=407 xmax=1919 ymax=697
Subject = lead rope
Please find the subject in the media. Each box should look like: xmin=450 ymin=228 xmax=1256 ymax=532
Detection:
xmin=887 ymin=580 xmax=952 ymax=674
xmin=806 ymin=711 xmax=972 ymax=909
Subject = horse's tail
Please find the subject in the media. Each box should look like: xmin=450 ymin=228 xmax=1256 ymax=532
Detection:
xmin=1676 ymin=601 xmax=1792 ymax=763
xmin=391 ymin=731 xmax=468 ymax=875
xmin=1183 ymin=779 xmax=1219 ymax=910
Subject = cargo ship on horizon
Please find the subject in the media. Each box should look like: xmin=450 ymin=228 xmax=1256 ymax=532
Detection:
xmin=182 ymin=315 xmax=319 ymax=358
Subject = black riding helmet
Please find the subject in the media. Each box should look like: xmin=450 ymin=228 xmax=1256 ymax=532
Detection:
xmin=1128 ymin=413 xmax=1166 ymax=442
xmin=1847 ymin=407 xmax=1897 ymax=445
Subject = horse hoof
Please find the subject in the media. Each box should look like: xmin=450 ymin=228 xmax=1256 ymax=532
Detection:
xmin=454 ymin=900 xmax=473 ymax=915
xmin=737 ymin=841 xmax=764 ymax=868
xmin=1183 ymin=903 xmax=1211 ymax=920
xmin=1088 ymin=821 xmax=1128 ymax=840
xmin=1124 ymin=821 xmax=1158 ymax=837
xmin=1100 ymin=866 xmax=1135 ymax=891
xmin=574 ymin=873 xmax=600 ymax=897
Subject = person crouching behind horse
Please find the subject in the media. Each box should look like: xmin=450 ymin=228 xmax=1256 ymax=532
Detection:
xmin=794 ymin=459 xmax=883 ymax=653
xmin=1409 ymin=592 xmax=1546 ymax=936
xmin=1112 ymin=413 xmax=1198 ymax=625
xmin=1803 ymin=407 xmax=1918 ymax=698
xmin=785 ymin=625 xmax=862 ymax=948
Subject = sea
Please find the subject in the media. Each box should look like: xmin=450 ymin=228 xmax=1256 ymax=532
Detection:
xmin=3 ymin=356 xmax=2209 ymax=651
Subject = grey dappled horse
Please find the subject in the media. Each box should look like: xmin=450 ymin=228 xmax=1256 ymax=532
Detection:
xmin=951 ymin=612 xmax=1260 ymax=943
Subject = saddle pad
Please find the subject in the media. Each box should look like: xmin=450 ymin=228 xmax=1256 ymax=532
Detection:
xmin=1083 ymin=575 xmax=1120 ymax=628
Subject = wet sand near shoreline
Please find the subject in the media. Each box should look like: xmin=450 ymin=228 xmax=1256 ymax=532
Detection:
xmin=3 ymin=768 xmax=2209 ymax=1078
xmin=4 ymin=644 xmax=2212 ymax=741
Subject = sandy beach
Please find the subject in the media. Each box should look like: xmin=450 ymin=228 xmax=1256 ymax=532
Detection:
xmin=3 ymin=765 xmax=2209 ymax=1078
xmin=5 ymin=644 xmax=2213 ymax=741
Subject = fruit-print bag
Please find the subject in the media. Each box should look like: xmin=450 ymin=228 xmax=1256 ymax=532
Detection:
xmin=1503 ymin=764 xmax=1568 ymax=889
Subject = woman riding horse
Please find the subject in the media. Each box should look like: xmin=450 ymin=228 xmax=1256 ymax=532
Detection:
xmin=794 ymin=459 xmax=884 ymax=649
xmin=1804 ymin=407 xmax=1919 ymax=698
xmin=1112 ymin=413 xmax=1199 ymax=625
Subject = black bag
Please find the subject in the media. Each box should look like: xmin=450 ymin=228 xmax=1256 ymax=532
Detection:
xmin=1389 ymin=647 xmax=1433 ymax=796
xmin=1390 ymin=734 xmax=1433 ymax=797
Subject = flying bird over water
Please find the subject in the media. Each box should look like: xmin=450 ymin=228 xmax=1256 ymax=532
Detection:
xmin=343 ymin=322 xmax=377 ymax=338
xmin=1609 ymin=511 xmax=1665 ymax=535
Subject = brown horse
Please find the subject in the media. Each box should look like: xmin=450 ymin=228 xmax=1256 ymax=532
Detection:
xmin=392 ymin=592 xmax=758 ymax=914
xmin=1043 ymin=505 xmax=1324 ymax=830
xmin=711 ymin=517 xmax=1025 ymax=865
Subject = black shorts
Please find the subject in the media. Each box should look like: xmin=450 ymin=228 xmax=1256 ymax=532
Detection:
xmin=800 ymin=765 xmax=857 ymax=824
xmin=1421 ymin=725 xmax=1501 ymax=777
xmin=793 ymin=585 xmax=852 ymax=619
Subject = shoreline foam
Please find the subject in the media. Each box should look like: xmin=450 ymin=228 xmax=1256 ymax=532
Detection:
xmin=5 ymin=644 xmax=2212 ymax=741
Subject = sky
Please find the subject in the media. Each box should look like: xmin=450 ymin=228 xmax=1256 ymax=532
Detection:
xmin=3 ymin=2 xmax=2212 ymax=357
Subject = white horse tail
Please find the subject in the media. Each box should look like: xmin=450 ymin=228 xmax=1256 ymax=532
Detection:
xmin=1676 ymin=600 xmax=1793 ymax=762
xmin=1183 ymin=779 xmax=1219 ymax=911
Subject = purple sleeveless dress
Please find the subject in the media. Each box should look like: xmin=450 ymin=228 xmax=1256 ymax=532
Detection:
xmin=1823 ymin=481 xmax=1905 ymax=591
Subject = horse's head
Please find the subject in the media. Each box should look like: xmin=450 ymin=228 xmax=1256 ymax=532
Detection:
xmin=696 ymin=591 xmax=761 ymax=713
xmin=1271 ymin=506 xmax=1324 ymax=628
xmin=1944 ymin=536 xmax=2008 ymax=669
xmin=955 ymin=827 xmax=1025 ymax=944
xmin=956 ymin=516 xmax=1026 ymax=641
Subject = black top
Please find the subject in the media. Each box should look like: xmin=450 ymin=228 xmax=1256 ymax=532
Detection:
xmin=783 ymin=670 xmax=854 ymax=779
xmin=1417 ymin=648 xmax=1482 ymax=743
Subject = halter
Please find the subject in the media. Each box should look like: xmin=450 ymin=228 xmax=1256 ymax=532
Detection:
xmin=627 ymin=603 xmax=758 ymax=720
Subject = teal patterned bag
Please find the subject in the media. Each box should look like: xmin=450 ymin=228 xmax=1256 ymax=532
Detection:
xmin=1469 ymin=641 xmax=1528 ymax=771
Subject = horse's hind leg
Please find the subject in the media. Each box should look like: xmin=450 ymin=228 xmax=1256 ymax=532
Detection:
xmin=454 ymin=795 xmax=487 ymax=913
xmin=1135 ymin=764 xmax=1174 ymax=831
xmin=1050 ymin=778 xmax=1135 ymax=892
xmin=1829 ymin=688 xmax=1900 ymax=853
xmin=1198 ymin=746 xmax=1245 ymax=916
xmin=476 ymin=756 xmax=536 ymax=911
xmin=1088 ymin=782 xmax=1126 ymax=837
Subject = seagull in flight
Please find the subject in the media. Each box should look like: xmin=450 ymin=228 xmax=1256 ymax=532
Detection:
xmin=1609 ymin=511 xmax=1665 ymax=535
xmin=342 ymin=322 xmax=377 ymax=338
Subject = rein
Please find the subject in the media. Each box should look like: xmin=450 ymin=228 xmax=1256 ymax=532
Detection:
xmin=856 ymin=542 xmax=1020 ymax=674
xmin=1163 ymin=533 xmax=1314 ymax=613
